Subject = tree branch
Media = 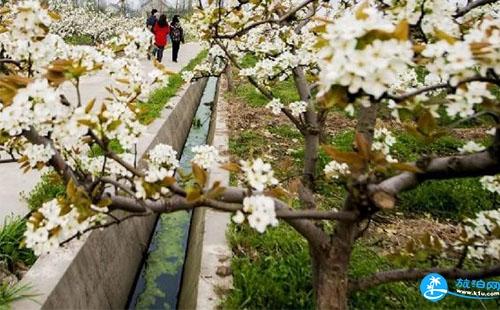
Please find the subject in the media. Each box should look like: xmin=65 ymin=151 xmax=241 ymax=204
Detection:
xmin=369 ymin=150 xmax=500 ymax=197
xmin=385 ymin=76 xmax=500 ymax=103
xmin=349 ymin=264 xmax=500 ymax=291
xmin=454 ymin=0 xmax=498 ymax=17
xmin=215 ymin=0 xmax=318 ymax=39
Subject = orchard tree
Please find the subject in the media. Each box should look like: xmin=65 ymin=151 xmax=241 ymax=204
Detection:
xmin=0 ymin=1 xmax=499 ymax=310
xmin=47 ymin=0 xmax=143 ymax=44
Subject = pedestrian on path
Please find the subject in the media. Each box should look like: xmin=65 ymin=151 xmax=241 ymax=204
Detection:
xmin=170 ymin=15 xmax=185 ymax=63
xmin=153 ymin=14 xmax=170 ymax=63
xmin=146 ymin=9 xmax=159 ymax=60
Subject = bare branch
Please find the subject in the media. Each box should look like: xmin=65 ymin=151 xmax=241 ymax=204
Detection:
xmin=89 ymin=130 xmax=145 ymax=178
xmin=385 ymin=76 xmax=500 ymax=103
xmin=454 ymin=0 xmax=498 ymax=17
xmin=369 ymin=150 xmax=500 ymax=197
xmin=349 ymin=264 xmax=500 ymax=291
xmin=59 ymin=212 xmax=153 ymax=246
xmin=215 ymin=0 xmax=318 ymax=39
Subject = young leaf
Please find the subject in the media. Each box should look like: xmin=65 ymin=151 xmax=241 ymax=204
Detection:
xmin=355 ymin=132 xmax=371 ymax=160
xmin=220 ymin=162 xmax=240 ymax=172
xmin=192 ymin=163 xmax=207 ymax=188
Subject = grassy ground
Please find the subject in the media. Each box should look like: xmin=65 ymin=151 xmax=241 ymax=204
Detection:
xmin=222 ymin=74 xmax=499 ymax=309
xmin=137 ymin=49 xmax=208 ymax=124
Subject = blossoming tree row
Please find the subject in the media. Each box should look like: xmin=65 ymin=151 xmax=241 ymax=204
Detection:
xmin=0 ymin=0 xmax=499 ymax=309
xmin=48 ymin=0 xmax=143 ymax=43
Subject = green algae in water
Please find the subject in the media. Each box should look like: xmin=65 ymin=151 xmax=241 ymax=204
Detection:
xmin=136 ymin=212 xmax=190 ymax=309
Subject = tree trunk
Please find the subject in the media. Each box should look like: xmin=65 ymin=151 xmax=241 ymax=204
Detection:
xmin=311 ymin=248 xmax=350 ymax=310
xmin=225 ymin=64 xmax=234 ymax=92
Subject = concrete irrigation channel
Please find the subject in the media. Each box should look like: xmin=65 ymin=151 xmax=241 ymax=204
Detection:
xmin=13 ymin=76 xmax=227 ymax=309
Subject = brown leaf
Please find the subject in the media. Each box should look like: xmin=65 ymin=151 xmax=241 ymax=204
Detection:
xmin=220 ymin=162 xmax=240 ymax=173
xmin=372 ymin=191 xmax=396 ymax=209
xmin=355 ymin=132 xmax=371 ymax=160
xmin=393 ymin=19 xmax=409 ymax=41
xmin=192 ymin=163 xmax=207 ymax=188
xmin=323 ymin=145 xmax=365 ymax=171
xmin=390 ymin=163 xmax=423 ymax=173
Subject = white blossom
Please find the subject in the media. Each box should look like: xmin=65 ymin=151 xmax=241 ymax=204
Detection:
xmin=458 ymin=141 xmax=486 ymax=154
xmin=243 ymin=195 xmax=278 ymax=233
xmin=191 ymin=145 xmax=220 ymax=170
xmin=240 ymin=158 xmax=279 ymax=192
xmin=324 ymin=160 xmax=350 ymax=179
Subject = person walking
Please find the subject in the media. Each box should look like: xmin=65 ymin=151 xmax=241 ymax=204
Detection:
xmin=169 ymin=15 xmax=185 ymax=63
xmin=146 ymin=9 xmax=158 ymax=32
xmin=153 ymin=14 xmax=170 ymax=63
xmin=146 ymin=9 xmax=159 ymax=59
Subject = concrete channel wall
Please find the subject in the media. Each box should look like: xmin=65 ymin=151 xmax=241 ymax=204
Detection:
xmin=13 ymin=78 xmax=208 ymax=310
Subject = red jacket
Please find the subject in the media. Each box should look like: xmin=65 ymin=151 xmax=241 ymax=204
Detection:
xmin=153 ymin=24 xmax=170 ymax=47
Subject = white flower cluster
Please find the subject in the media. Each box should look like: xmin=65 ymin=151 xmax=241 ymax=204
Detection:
xmin=460 ymin=210 xmax=500 ymax=260
xmin=145 ymin=144 xmax=179 ymax=183
xmin=0 ymin=79 xmax=66 ymax=136
xmin=458 ymin=141 xmax=486 ymax=154
xmin=21 ymin=143 xmax=55 ymax=169
xmin=324 ymin=160 xmax=350 ymax=180
xmin=319 ymin=2 xmax=414 ymax=98
xmin=239 ymin=158 xmax=279 ymax=192
xmin=266 ymin=98 xmax=284 ymax=115
xmin=191 ymin=145 xmax=220 ymax=170
xmin=24 ymin=199 xmax=107 ymax=255
xmin=372 ymin=128 xmax=397 ymax=162
xmin=446 ymin=82 xmax=495 ymax=118
xmin=480 ymin=175 xmax=500 ymax=195
xmin=8 ymin=0 xmax=52 ymax=40
xmin=289 ymin=101 xmax=308 ymax=118
xmin=232 ymin=195 xmax=278 ymax=233
xmin=48 ymin=0 xmax=143 ymax=43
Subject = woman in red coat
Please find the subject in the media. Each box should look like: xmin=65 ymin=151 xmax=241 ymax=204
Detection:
xmin=153 ymin=14 xmax=170 ymax=63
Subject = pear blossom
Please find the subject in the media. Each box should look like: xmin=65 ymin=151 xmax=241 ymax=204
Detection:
xmin=266 ymin=98 xmax=284 ymax=115
xmin=458 ymin=141 xmax=486 ymax=154
xmin=480 ymin=175 xmax=500 ymax=195
xmin=324 ymin=161 xmax=350 ymax=179
xmin=289 ymin=101 xmax=308 ymax=117
xmin=243 ymin=195 xmax=278 ymax=233
xmin=191 ymin=145 xmax=220 ymax=170
xmin=240 ymin=158 xmax=279 ymax=192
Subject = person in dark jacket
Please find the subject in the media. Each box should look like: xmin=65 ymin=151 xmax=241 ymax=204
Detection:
xmin=153 ymin=14 xmax=170 ymax=63
xmin=169 ymin=15 xmax=185 ymax=63
xmin=146 ymin=9 xmax=158 ymax=32
xmin=146 ymin=9 xmax=158 ymax=59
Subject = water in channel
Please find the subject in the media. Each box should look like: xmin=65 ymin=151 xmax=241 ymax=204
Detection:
xmin=127 ymin=77 xmax=218 ymax=309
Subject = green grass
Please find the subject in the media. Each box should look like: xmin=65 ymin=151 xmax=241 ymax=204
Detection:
xmin=0 ymin=283 xmax=34 ymax=309
xmin=330 ymin=130 xmax=463 ymax=160
xmin=137 ymin=49 xmax=208 ymax=124
xmin=223 ymin=224 xmax=313 ymax=309
xmin=399 ymin=178 xmax=499 ymax=220
xmin=0 ymin=217 xmax=36 ymax=269
xmin=229 ymin=130 xmax=267 ymax=158
xmin=232 ymin=75 xmax=300 ymax=107
xmin=224 ymin=224 xmax=499 ymax=309
xmin=268 ymin=124 xmax=302 ymax=140
xmin=22 ymin=172 xmax=65 ymax=212
xmin=64 ymin=34 xmax=94 ymax=46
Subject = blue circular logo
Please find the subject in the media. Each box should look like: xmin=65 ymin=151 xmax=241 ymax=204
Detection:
xmin=420 ymin=273 xmax=448 ymax=302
